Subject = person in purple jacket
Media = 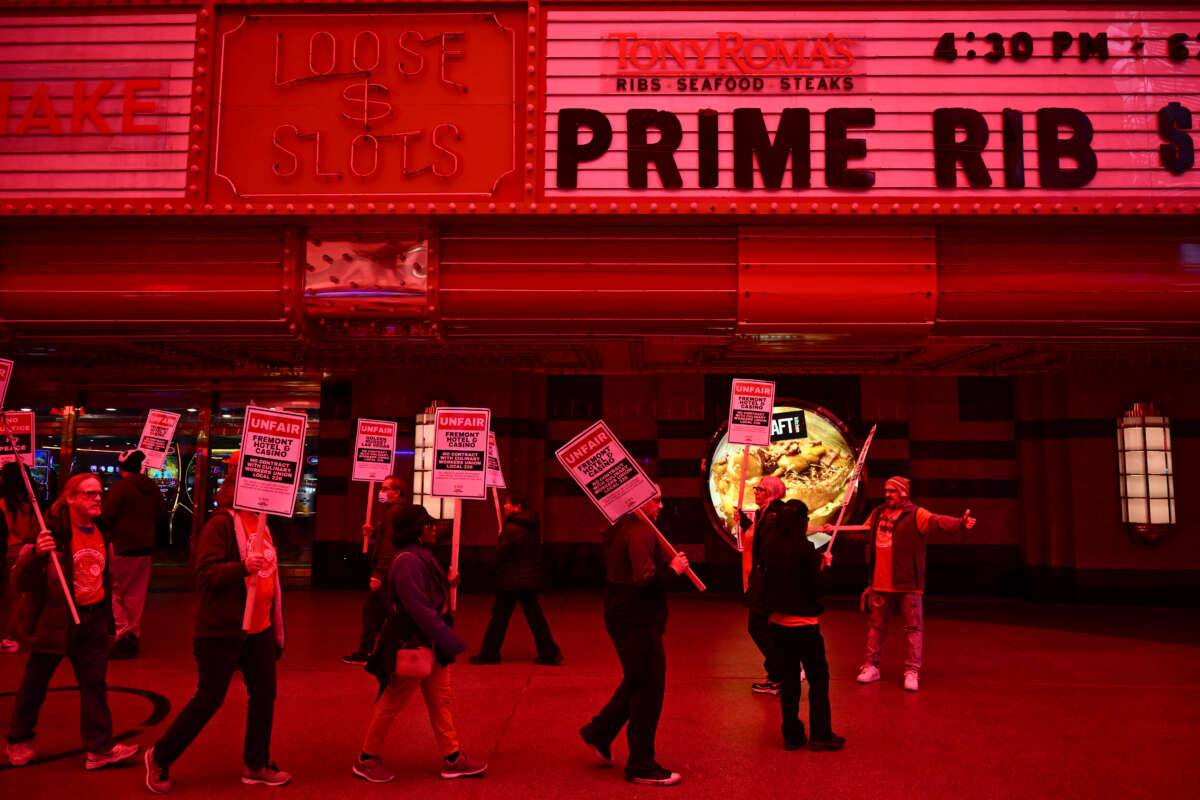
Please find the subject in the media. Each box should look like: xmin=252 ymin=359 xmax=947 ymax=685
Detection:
xmin=353 ymin=504 xmax=487 ymax=784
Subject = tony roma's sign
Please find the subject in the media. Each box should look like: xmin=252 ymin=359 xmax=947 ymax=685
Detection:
xmin=213 ymin=12 xmax=519 ymax=201
xmin=545 ymin=7 xmax=1200 ymax=199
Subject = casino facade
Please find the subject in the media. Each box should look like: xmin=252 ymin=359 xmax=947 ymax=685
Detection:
xmin=1 ymin=0 xmax=1198 ymax=599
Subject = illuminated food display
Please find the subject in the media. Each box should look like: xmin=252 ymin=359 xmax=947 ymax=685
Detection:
xmin=705 ymin=404 xmax=861 ymax=546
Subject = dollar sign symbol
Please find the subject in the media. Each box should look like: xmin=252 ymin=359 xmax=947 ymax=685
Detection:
xmin=341 ymin=78 xmax=393 ymax=128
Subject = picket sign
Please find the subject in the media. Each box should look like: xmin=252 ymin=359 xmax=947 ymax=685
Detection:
xmin=556 ymin=420 xmax=705 ymax=592
xmin=727 ymin=379 xmax=775 ymax=552
xmin=353 ymin=418 xmax=398 ymax=554
xmin=0 ymin=413 xmax=79 ymax=625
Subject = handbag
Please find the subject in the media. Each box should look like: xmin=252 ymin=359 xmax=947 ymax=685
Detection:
xmin=393 ymin=643 xmax=434 ymax=678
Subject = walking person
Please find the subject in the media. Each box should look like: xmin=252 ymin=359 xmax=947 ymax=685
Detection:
xmin=579 ymin=484 xmax=690 ymax=787
xmin=740 ymin=477 xmax=786 ymax=695
xmin=144 ymin=453 xmax=290 ymax=793
xmin=344 ymin=475 xmax=409 ymax=665
xmin=746 ymin=492 xmax=843 ymax=751
xmin=5 ymin=472 xmax=140 ymax=770
xmin=353 ymin=504 xmax=487 ymax=783
xmin=100 ymin=449 xmax=167 ymax=659
xmin=845 ymin=476 xmax=976 ymax=692
xmin=470 ymin=490 xmax=563 ymax=666
xmin=1 ymin=462 xmax=40 ymax=654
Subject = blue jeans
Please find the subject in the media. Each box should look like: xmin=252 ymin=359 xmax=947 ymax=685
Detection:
xmin=863 ymin=591 xmax=923 ymax=674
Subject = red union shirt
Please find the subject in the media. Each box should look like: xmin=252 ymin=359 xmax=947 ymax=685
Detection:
xmin=71 ymin=524 xmax=106 ymax=606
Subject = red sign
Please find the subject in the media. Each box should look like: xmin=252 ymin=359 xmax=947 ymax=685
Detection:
xmin=213 ymin=12 xmax=520 ymax=201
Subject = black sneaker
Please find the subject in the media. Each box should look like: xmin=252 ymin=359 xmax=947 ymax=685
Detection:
xmin=783 ymin=726 xmax=807 ymax=750
xmin=468 ymin=654 xmax=501 ymax=665
xmin=533 ymin=653 xmax=564 ymax=666
xmin=808 ymin=734 xmax=846 ymax=751
xmin=751 ymin=680 xmax=780 ymax=695
xmin=109 ymin=636 xmax=139 ymax=660
xmin=342 ymin=651 xmax=369 ymax=665
xmin=625 ymin=763 xmax=682 ymax=786
xmin=579 ymin=726 xmax=613 ymax=765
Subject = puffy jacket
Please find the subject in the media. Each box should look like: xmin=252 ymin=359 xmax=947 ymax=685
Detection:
xmin=99 ymin=472 xmax=167 ymax=555
xmin=496 ymin=509 xmax=545 ymax=591
xmin=746 ymin=499 xmax=826 ymax=617
xmin=14 ymin=505 xmax=114 ymax=654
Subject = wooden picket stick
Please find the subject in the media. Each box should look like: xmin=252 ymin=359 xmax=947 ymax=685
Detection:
xmin=0 ymin=415 xmax=79 ymax=624
xmin=450 ymin=498 xmax=462 ymax=611
xmin=634 ymin=508 xmax=707 ymax=592
xmin=491 ymin=487 xmax=504 ymax=532
xmin=732 ymin=445 xmax=752 ymax=552
xmin=363 ymin=480 xmax=376 ymax=554
xmin=241 ymin=511 xmax=268 ymax=631
xmin=823 ymin=424 xmax=877 ymax=569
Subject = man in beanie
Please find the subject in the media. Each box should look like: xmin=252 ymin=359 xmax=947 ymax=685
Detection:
xmin=845 ymin=476 xmax=975 ymax=692
xmin=100 ymin=449 xmax=167 ymax=659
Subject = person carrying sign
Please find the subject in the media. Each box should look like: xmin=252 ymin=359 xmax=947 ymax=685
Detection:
xmin=145 ymin=453 xmax=290 ymax=793
xmin=838 ymin=476 xmax=977 ymax=692
xmin=100 ymin=449 xmax=167 ymax=660
xmin=579 ymin=483 xmax=690 ymax=787
xmin=470 ymin=490 xmax=563 ymax=666
xmin=1 ymin=462 xmax=41 ymax=654
xmin=354 ymin=504 xmax=487 ymax=783
xmin=344 ymin=474 xmax=410 ymax=666
xmin=5 ymin=473 xmax=140 ymax=771
xmin=745 ymin=490 xmax=843 ymax=752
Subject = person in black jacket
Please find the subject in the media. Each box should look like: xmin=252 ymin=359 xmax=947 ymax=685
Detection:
xmin=343 ymin=475 xmax=409 ymax=665
xmin=469 ymin=491 xmax=562 ymax=666
xmin=100 ymin=449 xmax=167 ymax=659
xmin=579 ymin=484 xmax=690 ymax=787
xmin=746 ymin=497 xmax=844 ymax=752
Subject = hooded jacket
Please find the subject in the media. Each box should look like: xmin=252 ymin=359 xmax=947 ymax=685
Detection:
xmin=496 ymin=508 xmax=545 ymax=591
xmin=14 ymin=504 xmax=114 ymax=654
xmin=99 ymin=471 xmax=167 ymax=555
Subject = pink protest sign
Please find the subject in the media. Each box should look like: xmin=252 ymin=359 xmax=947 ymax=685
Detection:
xmin=137 ymin=409 xmax=181 ymax=470
xmin=728 ymin=379 xmax=776 ymax=447
xmin=556 ymin=420 xmax=657 ymax=523
xmin=234 ymin=406 xmax=308 ymax=516
xmin=432 ymin=408 xmax=490 ymax=499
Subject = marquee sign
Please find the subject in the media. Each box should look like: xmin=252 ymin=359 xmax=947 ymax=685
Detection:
xmin=213 ymin=12 xmax=519 ymax=201
xmin=0 ymin=13 xmax=196 ymax=199
xmin=545 ymin=7 xmax=1200 ymax=199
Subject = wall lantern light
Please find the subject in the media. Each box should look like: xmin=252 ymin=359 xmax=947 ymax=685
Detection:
xmin=1117 ymin=402 xmax=1174 ymax=542
xmin=414 ymin=401 xmax=454 ymax=520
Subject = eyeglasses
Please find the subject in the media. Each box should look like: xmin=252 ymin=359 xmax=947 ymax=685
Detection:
xmin=73 ymin=490 xmax=103 ymax=499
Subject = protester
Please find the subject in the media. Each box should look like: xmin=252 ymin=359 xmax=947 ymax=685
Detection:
xmin=100 ymin=449 xmax=167 ymax=659
xmin=354 ymin=504 xmax=487 ymax=783
xmin=144 ymin=453 xmax=290 ymax=793
xmin=846 ymin=476 xmax=976 ymax=692
xmin=740 ymin=477 xmax=786 ymax=695
xmin=344 ymin=475 xmax=410 ymax=665
xmin=747 ymin=492 xmax=843 ymax=751
xmin=1 ymin=462 xmax=40 ymax=654
xmin=579 ymin=484 xmax=690 ymax=787
xmin=5 ymin=472 xmax=140 ymax=770
xmin=470 ymin=490 xmax=563 ymax=666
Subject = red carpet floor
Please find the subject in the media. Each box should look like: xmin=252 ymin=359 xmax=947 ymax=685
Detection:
xmin=1 ymin=589 xmax=1197 ymax=799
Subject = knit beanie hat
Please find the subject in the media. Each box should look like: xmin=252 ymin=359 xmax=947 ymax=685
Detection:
xmin=117 ymin=449 xmax=146 ymax=473
xmin=885 ymin=476 xmax=911 ymax=496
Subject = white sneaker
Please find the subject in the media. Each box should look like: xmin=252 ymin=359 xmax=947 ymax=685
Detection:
xmin=904 ymin=671 xmax=919 ymax=692
xmin=0 ymin=638 xmax=19 ymax=654
xmin=856 ymin=664 xmax=880 ymax=683
xmin=7 ymin=740 xmax=35 ymax=766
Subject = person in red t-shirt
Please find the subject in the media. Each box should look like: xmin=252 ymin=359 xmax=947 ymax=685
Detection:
xmin=838 ymin=476 xmax=975 ymax=692
xmin=5 ymin=473 xmax=139 ymax=771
